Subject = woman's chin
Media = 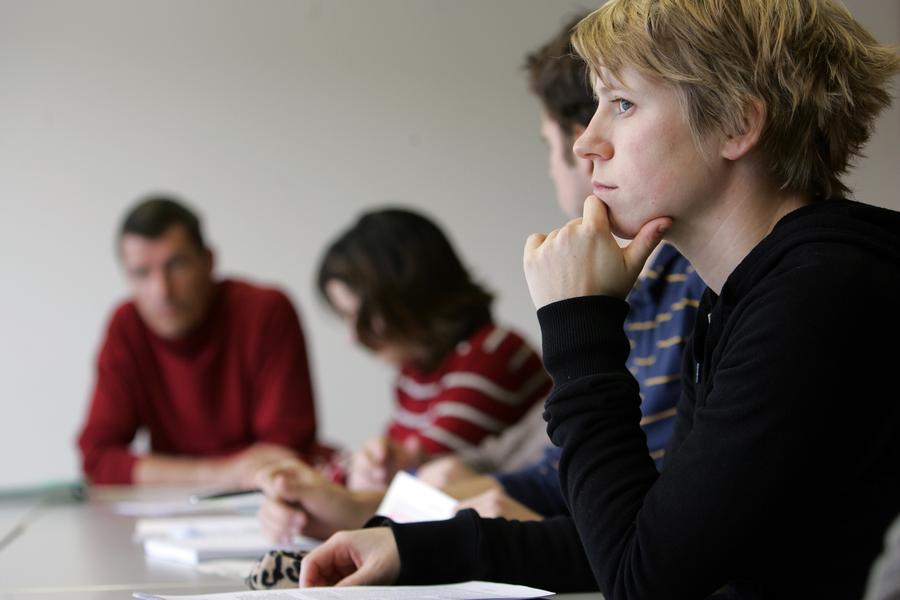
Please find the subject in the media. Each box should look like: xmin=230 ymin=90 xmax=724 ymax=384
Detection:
xmin=607 ymin=215 xmax=641 ymax=241
xmin=609 ymin=210 xmax=669 ymax=242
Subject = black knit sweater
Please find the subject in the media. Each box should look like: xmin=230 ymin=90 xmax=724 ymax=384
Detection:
xmin=386 ymin=199 xmax=900 ymax=599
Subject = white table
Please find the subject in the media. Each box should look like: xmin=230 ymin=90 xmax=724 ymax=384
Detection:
xmin=0 ymin=486 xmax=240 ymax=598
xmin=0 ymin=486 xmax=600 ymax=599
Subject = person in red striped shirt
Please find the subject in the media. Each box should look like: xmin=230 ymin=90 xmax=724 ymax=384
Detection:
xmin=317 ymin=208 xmax=551 ymax=492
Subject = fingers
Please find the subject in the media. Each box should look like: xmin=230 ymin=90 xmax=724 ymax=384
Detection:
xmin=526 ymin=208 xmax=595 ymax=260
xmin=255 ymin=459 xmax=305 ymax=498
xmin=334 ymin=530 xmax=400 ymax=587
xmin=355 ymin=453 xmax=378 ymax=476
xmin=623 ymin=216 xmax=671 ymax=270
xmin=349 ymin=448 xmax=387 ymax=489
xmin=258 ymin=498 xmax=305 ymax=543
xmin=402 ymin=436 xmax=422 ymax=458
xmin=581 ymin=195 xmax=610 ymax=233
xmin=253 ymin=467 xmax=274 ymax=493
xmin=299 ymin=532 xmax=362 ymax=587
xmin=365 ymin=437 xmax=389 ymax=465
xmin=524 ymin=232 xmax=547 ymax=255
xmin=299 ymin=529 xmax=401 ymax=588
xmin=356 ymin=438 xmax=390 ymax=482
xmin=400 ymin=436 xmax=426 ymax=469
xmin=299 ymin=535 xmax=347 ymax=587
xmin=336 ymin=564 xmax=383 ymax=587
xmin=255 ymin=462 xmax=327 ymax=539
xmin=238 ymin=447 xmax=301 ymax=488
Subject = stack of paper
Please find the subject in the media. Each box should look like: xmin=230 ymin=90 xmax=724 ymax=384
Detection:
xmin=135 ymin=474 xmax=457 ymax=568
xmin=137 ymin=515 xmax=319 ymax=565
xmin=143 ymin=532 xmax=317 ymax=565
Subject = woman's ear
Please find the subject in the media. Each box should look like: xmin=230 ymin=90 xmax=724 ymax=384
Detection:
xmin=721 ymin=98 xmax=766 ymax=161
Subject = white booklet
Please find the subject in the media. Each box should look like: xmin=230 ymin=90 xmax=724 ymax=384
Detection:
xmin=134 ymin=515 xmax=264 ymax=541
xmin=143 ymin=532 xmax=320 ymax=565
xmin=375 ymin=472 xmax=458 ymax=523
xmin=133 ymin=581 xmax=554 ymax=599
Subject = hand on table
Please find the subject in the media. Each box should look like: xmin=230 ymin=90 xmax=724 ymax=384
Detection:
xmin=299 ymin=528 xmax=400 ymax=587
xmin=255 ymin=458 xmax=370 ymax=542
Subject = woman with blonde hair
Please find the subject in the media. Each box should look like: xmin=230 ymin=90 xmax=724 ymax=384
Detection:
xmin=296 ymin=2 xmax=900 ymax=598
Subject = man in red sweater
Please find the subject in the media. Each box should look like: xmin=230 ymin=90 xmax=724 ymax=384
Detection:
xmin=78 ymin=196 xmax=320 ymax=486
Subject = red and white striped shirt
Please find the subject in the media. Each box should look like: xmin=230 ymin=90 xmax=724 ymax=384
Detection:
xmin=387 ymin=322 xmax=551 ymax=456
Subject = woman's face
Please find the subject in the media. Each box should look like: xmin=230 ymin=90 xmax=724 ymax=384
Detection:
xmin=573 ymin=66 xmax=725 ymax=239
xmin=324 ymin=279 xmax=412 ymax=366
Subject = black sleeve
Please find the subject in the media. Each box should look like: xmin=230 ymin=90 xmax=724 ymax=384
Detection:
xmin=381 ymin=511 xmax=598 ymax=593
xmin=537 ymin=271 xmax=884 ymax=599
xmin=493 ymin=449 xmax=568 ymax=517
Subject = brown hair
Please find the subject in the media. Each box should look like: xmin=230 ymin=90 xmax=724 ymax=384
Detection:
xmin=525 ymin=13 xmax=597 ymax=140
xmin=120 ymin=195 xmax=205 ymax=251
xmin=317 ymin=208 xmax=493 ymax=371
xmin=572 ymin=0 xmax=900 ymax=199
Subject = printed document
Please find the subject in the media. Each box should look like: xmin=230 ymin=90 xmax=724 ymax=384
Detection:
xmin=134 ymin=580 xmax=554 ymax=599
xmin=375 ymin=472 xmax=457 ymax=523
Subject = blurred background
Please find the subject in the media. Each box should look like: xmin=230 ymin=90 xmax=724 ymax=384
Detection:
xmin=0 ymin=0 xmax=896 ymax=488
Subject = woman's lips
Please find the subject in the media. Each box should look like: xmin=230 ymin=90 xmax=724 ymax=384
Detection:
xmin=592 ymin=182 xmax=617 ymax=193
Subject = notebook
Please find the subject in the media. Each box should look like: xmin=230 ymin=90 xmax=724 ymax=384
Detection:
xmin=143 ymin=532 xmax=319 ymax=565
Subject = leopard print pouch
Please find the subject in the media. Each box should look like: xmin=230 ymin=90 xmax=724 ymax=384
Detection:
xmin=246 ymin=549 xmax=308 ymax=590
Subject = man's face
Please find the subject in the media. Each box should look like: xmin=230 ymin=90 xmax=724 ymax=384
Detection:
xmin=119 ymin=225 xmax=214 ymax=340
xmin=541 ymin=112 xmax=594 ymax=219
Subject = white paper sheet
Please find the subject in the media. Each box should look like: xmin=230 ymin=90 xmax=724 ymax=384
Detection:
xmin=374 ymin=472 xmax=457 ymax=523
xmin=133 ymin=580 xmax=554 ymax=599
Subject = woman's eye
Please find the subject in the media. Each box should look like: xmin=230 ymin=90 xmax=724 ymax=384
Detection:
xmin=614 ymin=98 xmax=634 ymax=114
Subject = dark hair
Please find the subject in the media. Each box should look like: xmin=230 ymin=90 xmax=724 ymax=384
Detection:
xmin=525 ymin=13 xmax=597 ymax=163
xmin=119 ymin=195 xmax=205 ymax=250
xmin=317 ymin=208 xmax=493 ymax=371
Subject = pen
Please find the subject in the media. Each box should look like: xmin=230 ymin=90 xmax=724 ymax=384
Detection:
xmin=188 ymin=488 xmax=261 ymax=504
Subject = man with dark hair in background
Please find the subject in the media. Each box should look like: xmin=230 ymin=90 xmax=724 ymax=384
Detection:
xmin=78 ymin=196 xmax=323 ymax=485
xmin=415 ymin=14 xmax=705 ymax=519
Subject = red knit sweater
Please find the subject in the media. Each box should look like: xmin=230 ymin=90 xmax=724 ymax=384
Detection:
xmin=78 ymin=279 xmax=318 ymax=484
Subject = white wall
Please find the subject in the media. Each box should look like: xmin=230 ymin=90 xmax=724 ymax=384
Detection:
xmin=0 ymin=0 xmax=896 ymax=487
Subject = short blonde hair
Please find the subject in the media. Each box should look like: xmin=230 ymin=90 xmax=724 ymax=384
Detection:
xmin=572 ymin=0 xmax=900 ymax=199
